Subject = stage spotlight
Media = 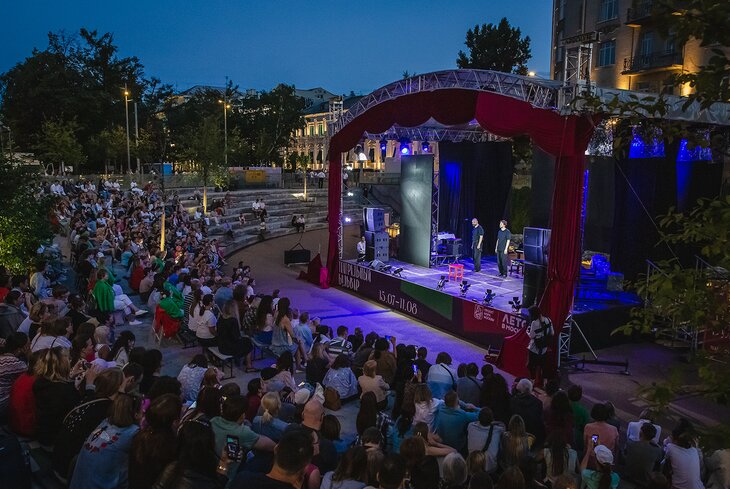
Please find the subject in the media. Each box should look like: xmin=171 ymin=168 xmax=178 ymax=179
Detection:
xmin=381 ymin=265 xmax=393 ymax=273
xmin=436 ymin=275 xmax=447 ymax=291
xmin=400 ymin=140 xmax=411 ymax=156
xmin=483 ymin=289 xmax=496 ymax=305
xmin=459 ymin=280 xmax=471 ymax=297
xmin=344 ymin=216 xmax=352 ymax=223
xmin=508 ymin=296 xmax=522 ymax=312
xmin=380 ymin=140 xmax=387 ymax=152
xmin=392 ymin=267 xmax=404 ymax=277
xmin=347 ymin=192 xmax=354 ymax=197
xmin=421 ymin=141 xmax=430 ymax=153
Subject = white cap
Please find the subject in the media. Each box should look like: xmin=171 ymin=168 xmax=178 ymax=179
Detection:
xmin=594 ymin=445 xmax=614 ymax=465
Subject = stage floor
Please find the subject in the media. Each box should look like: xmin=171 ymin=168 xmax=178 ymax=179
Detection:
xmin=344 ymin=256 xmax=642 ymax=316
xmin=348 ymin=256 xmax=524 ymax=312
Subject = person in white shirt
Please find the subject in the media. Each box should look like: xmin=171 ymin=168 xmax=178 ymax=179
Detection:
xmin=665 ymin=432 xmax=705 ymax=489
xmin=356 ymin=236 xmax=367 ymax=262
xmin=189 ymin=293 xmax=217 ymax=349
xmin=526 ymin=305 xmax=554 ymax=386
xmin=426 ymin=352 xmax=458 ymax=400
xmin=626 ymin=409 xmax=662 ymax=444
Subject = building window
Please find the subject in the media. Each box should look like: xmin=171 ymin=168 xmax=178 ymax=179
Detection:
xmin=318 ymin=124 xmax=323 ymax=135
xmin=640 ymin=32 xmax=654 ymax=56
xmin=665 ymin=34 xmax=676 ymax=54
xmin=598 ymin=0 xmax=618 ymax=22
xmin=309 ymin=125 xmax=314 ymax=136
xmin=598 ymin=40 xmax=616 ymax=67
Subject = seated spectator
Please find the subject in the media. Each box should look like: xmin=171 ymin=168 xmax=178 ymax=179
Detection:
xmin=129 ymin=393 xmax=182 ymax=489
xmin=319 ymin=445 xmax=369 ymax=489
xmin=347 ymin=327 xmax=364 ymax=353
xmin=139 ymin=348 xmax=163 ymax=395
xmin=372 ymin=337 xmax=397 ymax=386
xmin=271 ymin=352 xmax=299 ymax=393
xmin=301 ymin=398 xmax=339 ymax=475
xmin=0 ymin=333 xmax=28 ymax=419
xmin=245 ymin=378 xmax=263 ymax=422
xmin=510 ymin=378 xmax=545 ymax=447
xmin=181 ymin=386 xmax=223 ymax=426
xmin=483 ymin=373 xmax=512 ymax=425
xmin=456 ymin=362 xmax=481 ymax=407
xmin=232 ymin=426 xmax=315 ymax=489
xmin=435 ymin=391 xmax=479 ymax=455
xmin=413 ymin=383 xmax=444 ymax=430
xmin=212 ymin=394 xmax=276 ymax=478
xmin=626 ymin=408 xmax=662 ymax=444
xmin=69 ymin=388 xmax=143 ymax=489
xmin=92 ymin=269 xmax=146 ymax=325
xmin=541 ymin=432 xmax=578 ymax=486
xmin=567 ymin=384 xmax=589 ymax=452
xmin=441 ymin=452 xmax=469 ymax=489
xmin=323 ymin=354 xmax=359 ymax=402
xmin=293 ymin=311 xmax=314 ymax=357
xmin=189 ymin=293 xmax=217 ymax=350
xmin=358 ymin=359 xmax=390 ymax=410
xmin=426 ymin=351 xmax=458 ymax=400
xmin=412 ymin=421 xmax=457 ymax=458
xmin=544 ymin=391 xmax=574 ymax=446
xmin=499 ymin=415 xmax=533 ymax=471
xmin=30 ymin=317 xmax=72 ymax=352
xmin=327 ymin=325 xmax=354 ymax=358
xmin=253 ymin=392 xmax=290 ymax=442
xmin=352 ymin=332 xmax=378 ymax=374
xmin=356 ymin=391 xmax=393 ymax=442
xmin=400 ymin=436 xmax=440 ymax=489
xmin=624 ymin=422 xmax=663 ymax=487
xmin=155 ymin=412 xmax=230 ymax=488
xmin=664 ymin=431 xmax=704 ymax=489
xmin=177 ymin=354 xmax=209 ymax=403
xmin=390 ymin=410 xmax=414 ymax=454
xmin=271 ymin=298 xmax=299 ymax=359
xmin=0 ymin=291 xmax=28 ymax=340
xmin=306 ymin=342 xmax=331 ymax=385
xmin=519 ymin=456 xmax=549 ymax=489
xmin=582 ymin=403 xmax=619 ymax=469
xmin=705 ymin=448 xmax=730 ymax=489
xmin=8 ymin=350 xmax=41 ymax=437
xmin=109 ymin=330 xmax=136 ymax=366
xmin=415 ymin=347 xmax=431 ymax=378
xmin=467 ymin=407 xmax=505 ymax=474
xmin=321 ymin=414 xmax=350 ymax=455
xmin=580 ymin=444 xmax=620 ymax=489
xmin=497 ymin=466 xmax=526 ymax=489
xmin=217 ymin=300 xmax=255 ymax=372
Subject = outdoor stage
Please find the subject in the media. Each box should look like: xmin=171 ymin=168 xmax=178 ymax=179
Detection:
xmin=337 ymin=256 xmax=642 ymax=351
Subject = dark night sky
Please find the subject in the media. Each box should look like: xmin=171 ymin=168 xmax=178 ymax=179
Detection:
xmin=1 ymin=0 xmax=553 ymax=95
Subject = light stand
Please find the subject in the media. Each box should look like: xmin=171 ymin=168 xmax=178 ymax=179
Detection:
xmin=436 ymin=275 xmax=447 ymax=291
xmin=459 ymin=280 xmax=471 ymax=297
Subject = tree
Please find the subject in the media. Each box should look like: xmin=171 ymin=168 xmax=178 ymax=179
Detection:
xmin=181 ymin=116 xmax=224 ymax=213
xmin=89 ymin=125 xmax=126 ymax=174
xmin=456 ymin=18 xmax=532 ymax=75
xmin=34 ymin=119 xmax=86 ymax=175
xmin=0 ymin=156 xmax=55 ymax=273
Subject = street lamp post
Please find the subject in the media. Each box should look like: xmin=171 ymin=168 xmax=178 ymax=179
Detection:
xmin=218 ymin=99 xmax=230 ymax=167
xmin=123 ymin=86 xmax=131 ymax=175
xmin=134 ymin=101 xmax=140 ymax=175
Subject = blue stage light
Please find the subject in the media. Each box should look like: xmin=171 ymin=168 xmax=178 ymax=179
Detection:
xmin=380 ymin=140 xmax=387 ymax=152
xmin=676 ymin=138 xmax=712 ymax=162
xmin=421 ymin=141 xmax=430 ymax=153
xmin=400 ymin=145 xmax=410 ymax=155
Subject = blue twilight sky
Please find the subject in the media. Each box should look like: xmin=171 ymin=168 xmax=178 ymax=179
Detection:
xmin=1 ymin=0 xmax=552 ymax=95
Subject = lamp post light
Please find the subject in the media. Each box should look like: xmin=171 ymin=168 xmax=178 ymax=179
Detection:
xmin=123 ymin=86 xmax=131 ymax=174
xmin=218 ymin=99 xmax=230 ymax=166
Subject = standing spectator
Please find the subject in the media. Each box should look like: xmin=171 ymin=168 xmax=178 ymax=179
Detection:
xmin=526 ymin=305 xmax=553 ymax=386
xmin=129 ymin=394 xmax=182 ymax=489
xmin=567 ymin=384 xmax=589 ymax=452
xmin=580 ymin=444 xmax=620 ymax=489
xmin=510 ymin=379 xmax=545 ymax=446
xmin=544 ymin=391 xmax=574 ymax=446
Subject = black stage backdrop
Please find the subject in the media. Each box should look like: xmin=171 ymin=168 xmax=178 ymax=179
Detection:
xmin=400 ymin=155 xmax=434 ymax=268
xmin=584 ymin=156 xmax=615 ymax=253
xmin=530 ymin=147 xmax=555 ymax=230
xmin=438 ymin=142 xmax=513 ymax=254
xmin=611 ymin=143 xmax=678 ymax=279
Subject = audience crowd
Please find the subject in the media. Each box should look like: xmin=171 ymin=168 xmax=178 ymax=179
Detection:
xmin=0 ymin=178 xmax=728 ymax=489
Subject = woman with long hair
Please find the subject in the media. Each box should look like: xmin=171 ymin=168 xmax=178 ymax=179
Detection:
xmin=306 ymin=342 xmax=330 ymax=385
xmin=252 ymin=392 xmax=289 ymax=442
xmin=69 ymin=391 xmax=144 ymax=489
xmin=545 ymin=391 xmax=574 ymax=445
xmin=320 ymin=445 xmax=368 ymax=489
xmin=109 ymin=330 xmax=136 ymax=366
xmin=413 ymin=383 xmax=444 ymax=430
xmin=498 ymin=415 xmax=532 ymax=470
xmin=412 ymin=421 xmax=457 ymax=458
xmin=485 ymin=373 xmax=511 ymax=425
xmin=190 ymin=293 xmax=217 ymax=350
xmin=271 ymin=297 xmax=299 ymax=358
xmin=540 ymin=432 xmax=578 ymax=486
xmin=180 ymin=386 xmax=223 ymax=426
xmin=356 ymin=391 xmax=392 ymax=440
xmin=217 ymin=300 xmax=255 ymax=372
xmin=253 ymin=295 xmax=274 ymax=344
xmin=400 ymin=436 xmax=440 ymax=489
xmin=129 ymin=393 xmax=182 ymax=489
xmin=154 ymin=418 xmax=229 ymax=488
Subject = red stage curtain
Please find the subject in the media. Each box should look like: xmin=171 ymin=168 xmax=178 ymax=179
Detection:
xmin=326 ymin=87 xmax=597 ymax=378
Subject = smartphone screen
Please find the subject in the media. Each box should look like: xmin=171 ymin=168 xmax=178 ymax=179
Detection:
xmin=226 ymin=435 xmax=240 ymax=460
xmin=412 ymin=364 xmax=418 ymax=374
xmin=591 ymin=434 xmax=599 ymax=445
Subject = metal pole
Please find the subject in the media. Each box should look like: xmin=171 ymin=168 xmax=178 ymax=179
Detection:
xmin=124 ymin=85 xmax=131 ymax=174
xmin=134 ymin=101 xmax=140 ymax=175
xmin=223 ymin=76 xmax=228 ymax=167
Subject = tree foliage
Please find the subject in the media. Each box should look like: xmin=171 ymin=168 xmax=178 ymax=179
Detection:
xmin=456 ymin=18 xmax=532 ymax=75
xmin=0 ymin=157 xmax=55 ymax=273
xmin=34 ymin=119 xmax=86 ymax=173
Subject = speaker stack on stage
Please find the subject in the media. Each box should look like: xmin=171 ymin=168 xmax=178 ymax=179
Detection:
xmin=522 ymin=227 xmax=551 ymax=307
xmin=363 ymin=208 xmax=389 ymax=262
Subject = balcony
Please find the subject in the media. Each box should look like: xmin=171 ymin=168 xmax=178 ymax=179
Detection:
xmin=626 ymin=1 xmax=654 ymax=27
xmin=622 ymin=51 xmax=683 ymax=74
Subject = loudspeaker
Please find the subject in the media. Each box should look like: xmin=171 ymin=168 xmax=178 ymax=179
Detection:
xmin=445 ymin=240 xmax=462 ymax=256
xmin=284 ymin=248 xmax=311 ymax=266
xmin=522 ymin=263 xmax=547 ymax=307
xmin=367 ymin=245 xmax=389 ymax=262
xmin=363 ymin=208 xmax=385 ymax=232
xmin=369 ymin=259 xmax=387 ymax=270
xmin=364 ymin=231 xmax=389 ymax=248
xmin=523 ymin=227 xmax=551 ymax=266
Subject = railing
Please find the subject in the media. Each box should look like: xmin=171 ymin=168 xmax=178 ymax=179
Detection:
xmin=626 ymin=1 xmax=653 ymax=24
xmin=622 ymin=51 xmax=683 ymax=73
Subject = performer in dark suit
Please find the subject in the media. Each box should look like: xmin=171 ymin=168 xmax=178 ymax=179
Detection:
xmin=495 ymin=220 xmax=512 ymax=277
xmin=471 ymin=218 xmax=484 ymax=272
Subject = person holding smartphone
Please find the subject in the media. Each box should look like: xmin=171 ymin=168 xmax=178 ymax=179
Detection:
xmin=582 ymin=403 xmax=619 ymax=470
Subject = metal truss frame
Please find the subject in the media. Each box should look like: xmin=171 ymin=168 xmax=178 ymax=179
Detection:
xmin=330 ymin=70 xmax=561 ymax=138
xmin=364 ymin=125 xmax=508 ymax=144
xmin=431 ymin=172 xmax=440 ymax=259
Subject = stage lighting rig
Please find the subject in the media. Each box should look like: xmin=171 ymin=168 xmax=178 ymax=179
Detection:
xmin=483 ymin=289 xmax=496 ymax=305
xmin=421 ymin=141 xmax=431 ymax=153
xmin=392 ymin=267 xmax=404 ymax=277
xmin=381 ymin=265 xmax=393 ymax=273
xmin=459 ymin=280 xmax=471 ymax=297
xmin=508 ymin=296 xmax=522 ymax=312
xmin=436 ymin=275 xmax=447 ymax=291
